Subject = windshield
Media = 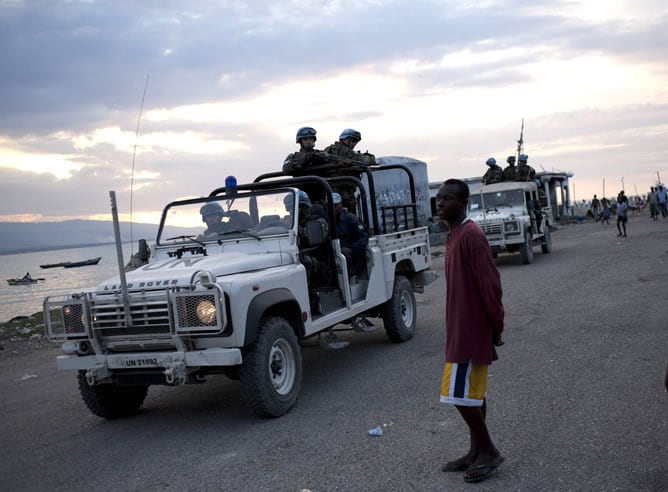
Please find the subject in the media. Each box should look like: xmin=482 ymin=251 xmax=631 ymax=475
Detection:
xmin=157 ymin=190 xmax=295 ymax=245
xmin=469 ymin=190 xmax=525 ymax=212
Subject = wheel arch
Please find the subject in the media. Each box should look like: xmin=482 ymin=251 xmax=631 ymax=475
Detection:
xmin=394 ymin=258 xmax=416 ymax=279
xmin=243 ymin=289 xmax=304 ymax=346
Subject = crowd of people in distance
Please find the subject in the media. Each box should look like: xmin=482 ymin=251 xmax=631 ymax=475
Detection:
xmin=579 ymin=183 xmax=667 ymax=238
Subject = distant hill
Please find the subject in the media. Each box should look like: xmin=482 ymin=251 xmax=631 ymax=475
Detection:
xmin=0 ymin=220 xmax=161 ymax=255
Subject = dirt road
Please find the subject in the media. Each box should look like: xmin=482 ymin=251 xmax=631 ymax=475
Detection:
xmin=1 ymin=215 xmax=666 ymax=491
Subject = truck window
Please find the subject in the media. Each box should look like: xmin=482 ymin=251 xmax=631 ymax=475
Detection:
xmin=469 ymin=190 xmax=524 ymax=211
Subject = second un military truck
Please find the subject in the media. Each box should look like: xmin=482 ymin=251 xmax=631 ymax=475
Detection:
xmin=468 ymin=179 xmax=555 ymax=264
xmin=44 ymin=160 xmax=437 ymax=419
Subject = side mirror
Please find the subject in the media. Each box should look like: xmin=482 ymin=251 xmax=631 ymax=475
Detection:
xmin=138 ymin=239 xmax=150 ymax=261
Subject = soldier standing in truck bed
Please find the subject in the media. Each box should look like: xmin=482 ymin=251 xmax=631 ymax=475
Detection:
xmin=502 ymin=156 xmax=518 ymax=181
xmin=482 ymin=157 xmax=504 ymax=185
xmin=282 ymin=127 xmax=328 ymax=174
xmin=516 ymin=154 xmax=536 ymax=181
xmin=322 ymin=128 xmax=376 ymax=214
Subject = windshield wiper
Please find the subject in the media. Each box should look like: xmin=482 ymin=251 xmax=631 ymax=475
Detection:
xmin=166 ymin=235 xmax=206 ymax=246
xmin=215 ymin=228 xmax=261 ymax=240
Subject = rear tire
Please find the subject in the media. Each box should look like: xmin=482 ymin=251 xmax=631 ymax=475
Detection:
xmin=240 ymin=316 xmax=302 ymax=418
xmin=77 ymin=371 xmax=148 ymax=419
xmin=519 ymin=231 xmax=534 ymax=264
xmin=382 ymin=275 xmax=416 ymax=343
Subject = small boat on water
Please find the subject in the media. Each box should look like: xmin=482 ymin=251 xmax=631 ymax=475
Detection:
xmin=62 ymin=257 xmax=102 ymax=268
xmin=40 ymin=257 xmax=102 ymax=269
xmin=7 ymin=277 xmax=44 ymax=286
xmin=40 ymin=261 xmax=70 ymax=269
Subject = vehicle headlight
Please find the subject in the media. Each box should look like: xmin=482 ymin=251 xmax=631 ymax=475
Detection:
xmin=44 ymin=297 xmax=88 ymax=339
xmin=63 ymin=304 xmax=86 ymax=334
xmin=504 ymin=221 xmax=520 ymax=233
xmin=173 ymin=291 xmax=226 ymax=334
xmin=196 ymin=299 xmax=217 ymax=325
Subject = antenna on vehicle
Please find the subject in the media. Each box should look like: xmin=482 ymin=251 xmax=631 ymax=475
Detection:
xmin=129 ymin=75 xmax=150 ymax=257
xmin=516 ymin=118 xmax=524 ymax=162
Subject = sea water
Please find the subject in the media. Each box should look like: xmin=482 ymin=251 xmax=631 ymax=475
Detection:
xmin=0 ymin=243 xmax=138 ymax=323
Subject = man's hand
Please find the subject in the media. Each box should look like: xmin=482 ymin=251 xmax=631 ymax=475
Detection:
xmin=493 ymin=331 xmax=504 ymax=347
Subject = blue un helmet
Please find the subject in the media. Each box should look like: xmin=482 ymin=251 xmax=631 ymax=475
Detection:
xmin=283 ymin=190 xmax=312 ymax=210
xmin=507 ymin=155 xmax=516 ymax=164
xmin=519 ymin=153 xmax=528 ymax=162
xmin=296 ymin=127 xmax=317 ymax=143
xmin=486 ymin=157 xmax=496 ymax=166
xmin=339 ymin=128 xmax=362 ymax=141
xmin=200 ymin=201 xmax=224 ymax=222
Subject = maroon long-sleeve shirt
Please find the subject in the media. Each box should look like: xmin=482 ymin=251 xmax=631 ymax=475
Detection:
xmin=445 ymin=219 xmax=504 ymax=364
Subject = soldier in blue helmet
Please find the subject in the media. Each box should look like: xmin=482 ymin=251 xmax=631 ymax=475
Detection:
xmin=199 ymin=201 xmax=228 ymax=235
xmin=482 ymin=157 xmax=504 ymax=185
xmin=321 ymin=128 xmax=376 ymax=213
xmin=283 ymin=190 xmax=312 ymax=223
xmin=323 ymin=128 xmax=375 ymax=166
xmin=516 ymin=154 xmax=536 ymax=181
xmin=282 ymin=127 xmax=326 ymax=174
xmin=502 ymin=155 xmax=518 ymax=181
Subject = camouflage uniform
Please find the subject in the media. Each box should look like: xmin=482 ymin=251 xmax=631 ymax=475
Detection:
xmin=323 ymin=141 xmax=376 ymax=167
xmin=282 ymin=149 xmax=330 ymax=174
xmin=502 ymin=164 xmax=519 ymax=182
xmin=322 ymin=141 xmax=375 ymax=213
xmin=483 ymin=164 xmax=504 ymax=185
xmin=517 ymin=163 xmax=536 ymax=181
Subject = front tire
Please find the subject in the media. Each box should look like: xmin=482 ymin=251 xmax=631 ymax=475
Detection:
xmin=240 ymin=316 xmax=302 ymax=418
xmin=541 ymin=226 xmax=552 ymax=254
xmin=77 ymin=371 xmax=148 ymax=419
xmin=382 ymin=275 xmax=417 ymax=343
xmin=519 ymin=231 xmax=534 ymax=264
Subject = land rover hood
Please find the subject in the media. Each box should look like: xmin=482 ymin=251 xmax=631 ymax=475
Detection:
xmin=98 ymin=252 xmax=292 ymax=290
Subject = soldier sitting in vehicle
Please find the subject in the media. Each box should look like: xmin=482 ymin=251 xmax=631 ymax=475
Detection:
xmin=332 ymin=192 xmax=369 ymax=277
xmin=482 ymin=157 xmax=504 ymax=185
xmin=199 ymin=202 xmax=229 ymax=236
xmin=199 ymin=202 xmax=252 ymax=238
xmin=284 ymin=191 xmax=330 ymax=283
xmin=284 ymin=190 xmax=331 ymax=313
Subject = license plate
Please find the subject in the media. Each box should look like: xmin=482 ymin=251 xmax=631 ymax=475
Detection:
xmin=110 ymin=356 xmax=162 ymax=369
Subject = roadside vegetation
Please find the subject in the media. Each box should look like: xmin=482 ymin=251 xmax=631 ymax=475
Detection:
xmin=0 ymin=312 xmax=46 ymax=342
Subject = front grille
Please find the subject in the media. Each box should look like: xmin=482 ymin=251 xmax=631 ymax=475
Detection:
xmin=481 ymin=223 xmax=502 ymax=235
xmin=90 ymin=289 xmax=172 ymax=337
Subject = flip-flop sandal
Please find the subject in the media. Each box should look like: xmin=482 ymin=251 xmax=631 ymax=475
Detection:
xmin=441 ymin=459 xmax=471 ymax=472
xmin=463 ymin=456 xmax=505 ymax=483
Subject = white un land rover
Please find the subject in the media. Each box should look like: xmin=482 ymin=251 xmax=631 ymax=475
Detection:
xmin=44 ymin=161 xmax=436 ymax=419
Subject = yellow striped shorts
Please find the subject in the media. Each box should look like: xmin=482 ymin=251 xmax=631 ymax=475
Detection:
xmin=440 ymin=360 xmax=488 ymax=407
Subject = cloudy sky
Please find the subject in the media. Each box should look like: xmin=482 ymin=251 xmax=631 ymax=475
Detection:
xmin=1 ymin=0 xmax=667 ymax=224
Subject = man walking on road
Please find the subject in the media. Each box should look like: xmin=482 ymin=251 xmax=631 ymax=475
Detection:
xmin=656 ymin=184 xmax=667 ymax=218
xmin=436 ymin=179 xmax=505 ymax=484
